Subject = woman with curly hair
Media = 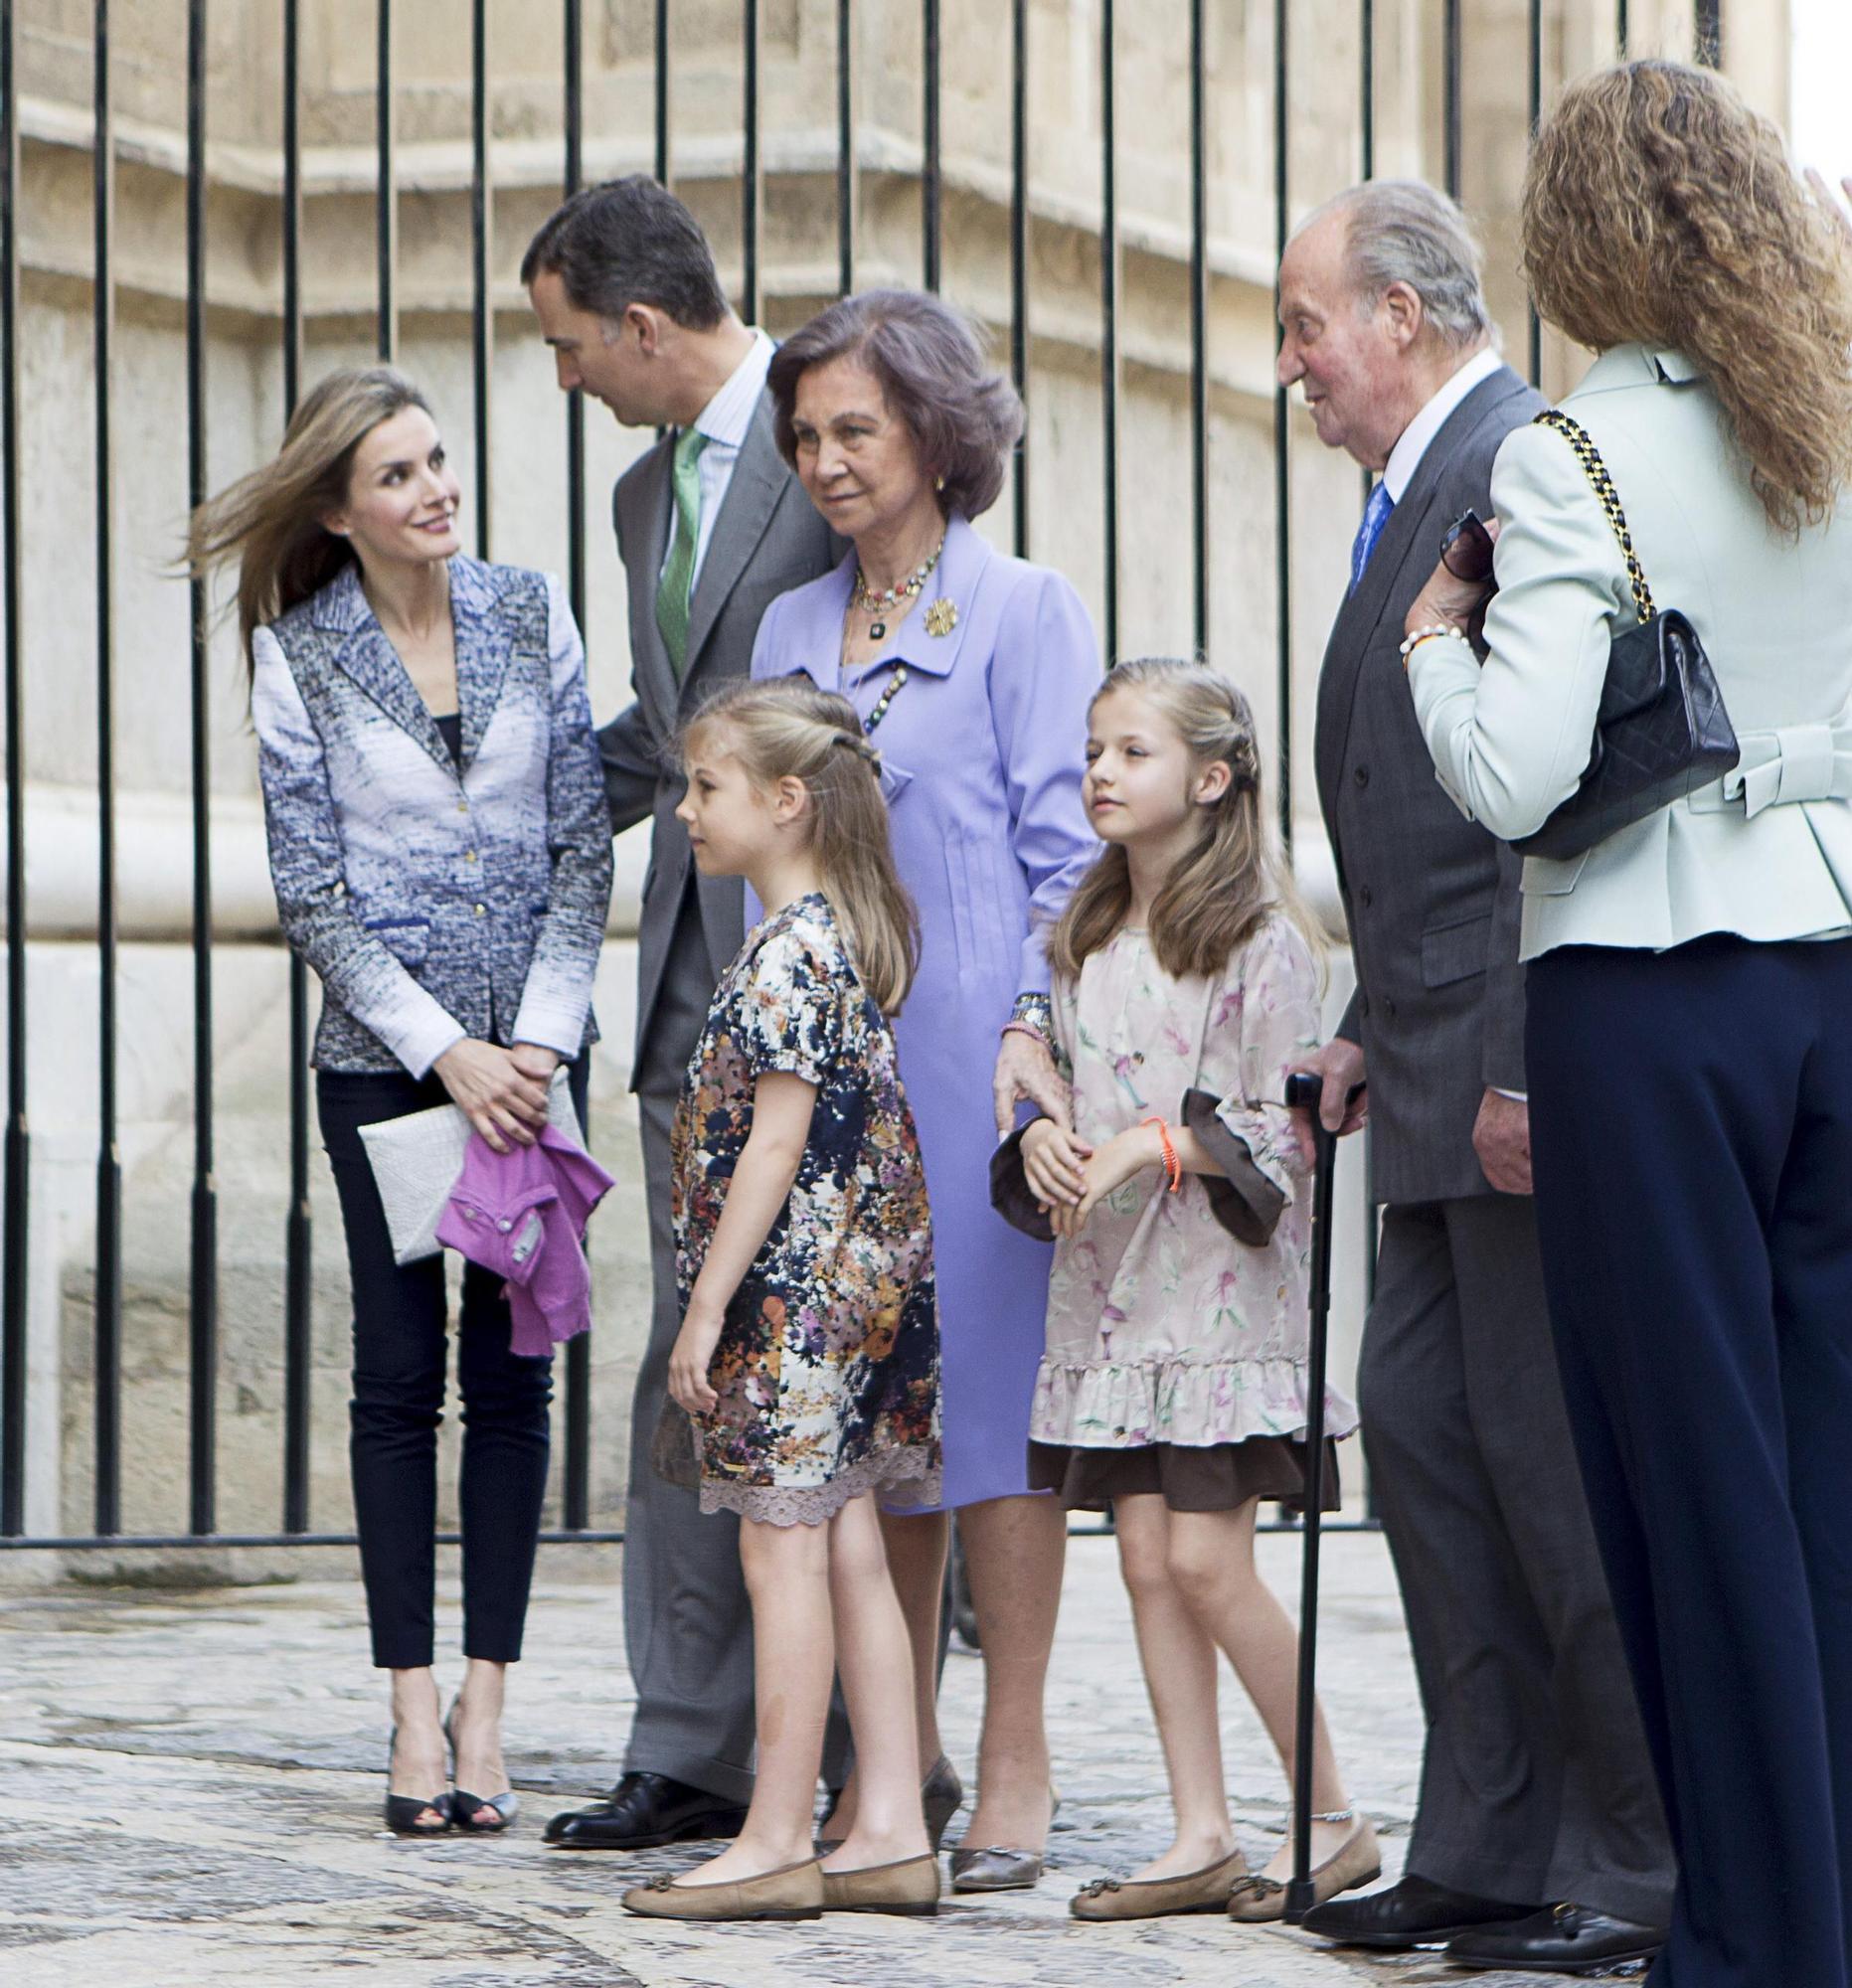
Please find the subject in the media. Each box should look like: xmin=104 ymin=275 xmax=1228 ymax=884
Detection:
xmin=1399 ymin=59 xmax=1852 ymax=1987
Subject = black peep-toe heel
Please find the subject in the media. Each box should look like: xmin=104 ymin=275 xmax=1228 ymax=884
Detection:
xmin=384 ymin=1727 xmax=453 ymax=1837
xmin=444 ymin=1702 xmax=519 ymax=1835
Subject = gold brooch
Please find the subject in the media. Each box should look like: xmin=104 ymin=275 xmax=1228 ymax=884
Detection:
xmin=925 ymin=597 xmax=957 ymax=638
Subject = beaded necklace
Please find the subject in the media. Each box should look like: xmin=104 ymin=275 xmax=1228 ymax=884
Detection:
xmin=851 ymin=538 xmax=944 ymax=641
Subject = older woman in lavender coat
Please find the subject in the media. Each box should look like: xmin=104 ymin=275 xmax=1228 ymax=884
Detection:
xmin=752 ymin=289 xmax=1097 ymax=1884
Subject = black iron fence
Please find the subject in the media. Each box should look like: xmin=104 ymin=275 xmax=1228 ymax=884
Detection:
xmin=0 ymin=0 xmax=1723 ymax=1551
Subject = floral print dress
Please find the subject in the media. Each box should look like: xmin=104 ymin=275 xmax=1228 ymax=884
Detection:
xmin=671 ymin=894 xmax=941 ymax=1525
xmin=1026 ymin=911 xmax=1359 ymax=1457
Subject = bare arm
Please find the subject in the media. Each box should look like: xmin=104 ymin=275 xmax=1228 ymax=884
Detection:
xmin=667 ymin=1072 xmax=816 ymax=1414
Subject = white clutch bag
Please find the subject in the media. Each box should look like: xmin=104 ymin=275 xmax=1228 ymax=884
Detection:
xmin=357 ymin=1068 xmax=587 ymax=1266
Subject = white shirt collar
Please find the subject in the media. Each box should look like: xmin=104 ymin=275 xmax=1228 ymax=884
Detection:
xmin=691 ymin=327 xmax=774 ymax=452
xmin=1382 ymin=345 xmax=1502 ymax=502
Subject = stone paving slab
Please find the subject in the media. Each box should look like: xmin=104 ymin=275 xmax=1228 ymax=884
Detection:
xmin=0 ymin=1532 xmax=1649 ymax=1987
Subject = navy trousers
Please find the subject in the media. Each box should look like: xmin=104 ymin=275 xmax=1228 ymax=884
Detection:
xmin=1527 ymin=936 xmax=1852 ymax=1988
xmin=318 ymin=1060 xmax=588 ymax=1671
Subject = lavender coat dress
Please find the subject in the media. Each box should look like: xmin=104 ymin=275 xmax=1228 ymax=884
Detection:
xmin=751 ymin=513 xmax=1099 ymax=1509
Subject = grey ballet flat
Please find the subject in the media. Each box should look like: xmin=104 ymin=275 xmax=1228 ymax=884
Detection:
xmin=949 ymin=1843 xmax=1044 ymax=1893
xmin=947 ymin=1786 xmax=1061 ymax=1894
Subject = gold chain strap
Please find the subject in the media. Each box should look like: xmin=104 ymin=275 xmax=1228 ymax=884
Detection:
xmin=1534 ymin=409 xmax=1656 ymax=625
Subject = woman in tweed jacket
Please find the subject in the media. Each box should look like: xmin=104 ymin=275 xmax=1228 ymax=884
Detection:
xmin=192 ymin=367 xmax=611 ymax=1837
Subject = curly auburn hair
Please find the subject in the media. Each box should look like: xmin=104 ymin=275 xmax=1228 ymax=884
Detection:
xmin=1521 ymin=59 xmax=1852 ymax=534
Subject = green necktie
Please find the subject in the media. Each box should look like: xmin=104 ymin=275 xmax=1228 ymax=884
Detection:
xmin=655 ymin=426 xmax=708 ymax=679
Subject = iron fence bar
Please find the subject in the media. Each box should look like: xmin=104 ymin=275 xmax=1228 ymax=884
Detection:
xmin=654 ymin=0 xmax=668 ymax=186
xmin=1360 ymin=0 xmax=1374 ymax=181
xmin=742 ymin=0 xmax=760 ymax=323
xmin=186 ymin=0 xmax=220 ymax=1539
xmin=923 ymin=0 xmax=941 ymax=291
xmin=377 ymin=0 xmax=395 ymax=361
xmin=1009 ymin=0 xmax=1027 ymax=558
xmin=1526 ymin=0 xmax=1541 ymax=387
xmin=1443 ymin=0 xmax=1462 ymax=201
xmin=835 ymin=0 xmax=853 ymax=293
xmin=1099 ymin=0 xmax=1117 ymax=667
xmin=1617 ymin=0 xmax=1628 ymax=56
xmin=3 ymin=1517 xmax=1380 ymax=1553
xmin=1272 ymin=0 xmax=1290 ymax=845
xmin=1188 ymin=0 xmax=1207 ymax=656
xmin=561 ymin=0 xmax=591 ymax=1537
xmin=1696 ymin=0 xmax=1719 ymax=65
xmin=471 ymin=0 xmax=491 ymax=560
xmin=93 ymin=0 xmax=122 ymax=1539
xmin=0 ymin=0 xmax=26 ymax=1540
xmin=282 ymin=0 xmax=313 ymax=1538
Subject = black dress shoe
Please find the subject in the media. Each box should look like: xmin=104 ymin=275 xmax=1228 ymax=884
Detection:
xmin=1445 ymin=1902 xmax=1666 ymax=1973
xmin=543 ymin=1770 xmax=750 ymax=1850
xmin=1299 ymin=1874 xmax=1539 ymax=1950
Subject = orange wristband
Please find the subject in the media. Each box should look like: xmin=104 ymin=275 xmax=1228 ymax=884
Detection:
xmin=1141 ymin=1115 xmax=1182 ymax=1193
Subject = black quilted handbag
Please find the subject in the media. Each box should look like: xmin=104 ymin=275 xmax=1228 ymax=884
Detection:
xmin=1511 ymin=410 xmax=1739 ymax=862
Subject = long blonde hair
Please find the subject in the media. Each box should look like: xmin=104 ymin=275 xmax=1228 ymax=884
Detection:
xmin=1050 ymin=658 xmax=1320 ymax=984
xmin=684 ymin=678 xmax=920 ymax=1015
xmin=1522 ymin=60 xmax=1852 ymax=534
xmin=186 ymin=366 xmax=432 ymax=672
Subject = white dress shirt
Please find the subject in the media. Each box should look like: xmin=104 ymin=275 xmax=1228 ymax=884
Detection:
xmin=660 ymin=327 xmax=775 ymax=591
xmin=1382 ymin=344 xmax=1503 ymax=503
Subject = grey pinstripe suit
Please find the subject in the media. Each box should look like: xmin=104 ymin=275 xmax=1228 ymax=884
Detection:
xmin=1313 ymin=364 xmax=1672 ymax=1921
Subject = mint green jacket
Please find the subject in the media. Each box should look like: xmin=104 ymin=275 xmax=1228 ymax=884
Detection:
xmin=1409 ymin=342 xmax=1852 ymax=959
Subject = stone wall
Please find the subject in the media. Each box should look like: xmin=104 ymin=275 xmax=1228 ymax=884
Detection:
xmin=0 ymin=0 xmax=1787 ymax=1553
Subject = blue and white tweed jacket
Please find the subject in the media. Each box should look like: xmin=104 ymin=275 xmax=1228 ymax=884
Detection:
xmin=252 ymin=555 xmax=612 ymax=1078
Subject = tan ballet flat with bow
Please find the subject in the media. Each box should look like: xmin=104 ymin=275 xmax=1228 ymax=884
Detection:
xmin=621 ymin=1856 xmax=824 ymax=1921
xmin=821 ymin=1852 xmax=941 ymax=1916
xmin=1227 ymin=1812 xmax=1381 ymax=1923
xmin=1071 ymin=1846 xmax=1249 ymax=1920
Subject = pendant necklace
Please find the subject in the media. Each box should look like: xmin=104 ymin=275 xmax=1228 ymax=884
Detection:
xmin=853 ymin=537 xmax=944 ymax=644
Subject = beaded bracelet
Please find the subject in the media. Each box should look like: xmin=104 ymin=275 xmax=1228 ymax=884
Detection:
xmin=1141 ymin=1114 xmax=1183 ymax=1194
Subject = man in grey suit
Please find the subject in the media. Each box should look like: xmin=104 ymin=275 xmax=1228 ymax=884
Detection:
xmin=523 ymin=178 xmax=843 ymax=1850
xmin=1279 ymin=182 xmax=1674 ymax=1974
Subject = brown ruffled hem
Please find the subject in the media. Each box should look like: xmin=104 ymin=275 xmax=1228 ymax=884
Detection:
xmin=1027 ymin=1433 xmax=1342 ymax=1516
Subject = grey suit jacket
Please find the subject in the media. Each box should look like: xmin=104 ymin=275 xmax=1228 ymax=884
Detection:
xmin=600 ymin=387 xmax=845 ymax=1082
xmin=1312 ymin=362 xmax=1545 ymax=1206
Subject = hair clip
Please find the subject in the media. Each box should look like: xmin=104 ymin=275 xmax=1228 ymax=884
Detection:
xmin=831 ymin=730 xmax=883 ymax=769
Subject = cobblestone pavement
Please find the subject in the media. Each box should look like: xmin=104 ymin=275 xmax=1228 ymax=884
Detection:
xmin=0 ymin=1532 xmax=1650 ymax=1987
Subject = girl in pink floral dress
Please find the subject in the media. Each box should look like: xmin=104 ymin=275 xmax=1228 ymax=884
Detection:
xmin=993 ymin=658 xmax=1369 ymax=1925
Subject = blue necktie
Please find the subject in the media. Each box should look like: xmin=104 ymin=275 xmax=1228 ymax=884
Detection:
xmin=1348 ymin=481 xmax=1396 ymax=595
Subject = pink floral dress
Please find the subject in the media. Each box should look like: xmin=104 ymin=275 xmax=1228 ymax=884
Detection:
xmin=1028 ymin=911 xmax=1360 ymax=1461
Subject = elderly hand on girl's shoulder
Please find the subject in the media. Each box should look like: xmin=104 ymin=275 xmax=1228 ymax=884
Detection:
xmin=1022 ymin=1117 xmax=1093 ymax=1214
xmin=667 ymin=1305 xmax=724 ymax=1416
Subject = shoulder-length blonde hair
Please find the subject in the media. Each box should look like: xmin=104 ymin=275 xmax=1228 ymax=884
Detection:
xmin=1522 ymin=59 xmax=1852 ymax=534
xmin=186 ymin=366 xmax=431 ymax=672
xmin=1049 ymin=658 xmax=1322 ymax=985
xmin=683 ymin=678 xmax=921 ymax=1015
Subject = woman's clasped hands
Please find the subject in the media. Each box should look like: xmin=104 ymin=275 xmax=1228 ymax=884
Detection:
xmin=434 ymin=1038 xmax=558 ymax=1153
xmin=1023 ymin=1116 xmax=1167 ymax=1238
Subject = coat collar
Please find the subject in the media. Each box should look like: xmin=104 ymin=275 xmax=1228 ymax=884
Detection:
xmin=1572 ymin=342 xmax=1702 ymax=394
xmin=776 ymin=510 xmax=992 ymax=691
xmin=682 ymin=390 xmax=787 ymax=692
xmin=311 ymin=555 xmax=513 ymax=775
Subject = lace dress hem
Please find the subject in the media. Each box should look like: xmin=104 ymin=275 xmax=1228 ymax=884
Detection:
xmin=696 ymin=1444 xmax=942 ymax=1528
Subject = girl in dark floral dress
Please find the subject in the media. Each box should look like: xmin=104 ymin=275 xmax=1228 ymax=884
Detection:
xmin=622 ymin=677 xmax=941 ymax=1925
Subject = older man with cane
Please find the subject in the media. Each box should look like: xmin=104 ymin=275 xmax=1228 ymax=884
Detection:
xmin=1278 ymin=180 xmax=1673 ymax=1975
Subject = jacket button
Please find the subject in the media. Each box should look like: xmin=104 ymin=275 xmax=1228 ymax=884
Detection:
xmin=464 ymin=850 xmax=478 ymax=864
xmin=474 ymin=903 xmax=486 ymax=916
xmin=1353 ymin=764 xmax=1369 ymax=788
xmin=1358 ymin=885 xmax=1373 ymax=909
xmin=498 ymin=1219 xmax=513 ymax=1233
xmin=456 ymin=801 xmax=468 ymax=815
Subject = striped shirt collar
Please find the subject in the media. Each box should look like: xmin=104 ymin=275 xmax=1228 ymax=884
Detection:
xmin=690 ymin=327 xmax=774 ymax=452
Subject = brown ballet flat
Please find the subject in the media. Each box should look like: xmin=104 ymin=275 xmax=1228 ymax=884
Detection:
xmin=621 ymin=1856 xmax=825 ymax=1921
xmin=821 ymin=1852 xmax=941 ymax=1916
xmin=1071 ymin=1846 xmax=1248 ymax=1920
xmin=1227 ymin=1813 xmax=1381 ymax=1923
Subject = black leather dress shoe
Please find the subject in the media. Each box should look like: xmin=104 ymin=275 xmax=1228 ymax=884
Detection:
xmin=1445 ymin=1902 xmax=1666 ymax=1973
xmin=543 ymin=1770 xmax=750 ymax=1850
xmin=1298 ymin=1874 xmax=1539 ymax=1950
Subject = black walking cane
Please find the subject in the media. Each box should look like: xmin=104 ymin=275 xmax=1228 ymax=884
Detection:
xmin=1280 ymin=1071 xmax=1347 ymax=1925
